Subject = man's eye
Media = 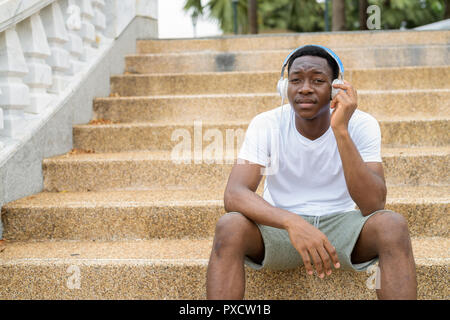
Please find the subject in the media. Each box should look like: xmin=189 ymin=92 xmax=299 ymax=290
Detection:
xmin=290 ymin=79 xmax=301 ymax=83
xmin=314 ymin=79 xmax=325 ymax=83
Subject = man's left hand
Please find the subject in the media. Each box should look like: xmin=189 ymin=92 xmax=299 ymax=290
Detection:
xmin=330 ymin=80 xmax=358 ymax=133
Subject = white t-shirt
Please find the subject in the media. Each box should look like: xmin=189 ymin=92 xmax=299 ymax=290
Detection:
xmin=238 ymin=104 xmax=382 ymax=217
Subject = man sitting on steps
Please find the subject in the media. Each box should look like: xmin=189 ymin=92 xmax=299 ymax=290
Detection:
xmin=206 ymin=45 xmax=417 ymax=300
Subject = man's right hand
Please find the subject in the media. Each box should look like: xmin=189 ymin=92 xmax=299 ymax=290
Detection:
xmin=285 ymin=215 xmax=341 ymax=278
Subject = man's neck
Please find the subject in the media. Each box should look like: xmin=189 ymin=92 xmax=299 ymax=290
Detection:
xmin=294 ymin=108 xmax=331 ymax=141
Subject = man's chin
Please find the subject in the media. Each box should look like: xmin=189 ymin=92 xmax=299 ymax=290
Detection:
xmin=293 ymin=104 xmax=330 ymax=120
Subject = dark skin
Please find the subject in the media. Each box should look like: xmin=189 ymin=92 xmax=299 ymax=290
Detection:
xmin=206 ymin=55 xmax=417 ymax=299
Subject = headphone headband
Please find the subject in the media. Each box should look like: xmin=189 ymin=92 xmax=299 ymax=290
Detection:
xmin=280 ymin=44 xmax=344 ymax=80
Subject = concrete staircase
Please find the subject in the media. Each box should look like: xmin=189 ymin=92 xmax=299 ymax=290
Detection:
xmin=1 ymin=30 xmax=449 ymax=299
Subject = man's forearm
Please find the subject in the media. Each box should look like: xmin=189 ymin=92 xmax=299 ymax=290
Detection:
xmin=224 ymin=187 xmax=303 ymax=230
xmin=333 ymin=129 xmax=386 ymax=216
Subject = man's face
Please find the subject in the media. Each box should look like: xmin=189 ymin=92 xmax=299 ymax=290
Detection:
xmin=287 ymin=55 xmax=333 ymax=120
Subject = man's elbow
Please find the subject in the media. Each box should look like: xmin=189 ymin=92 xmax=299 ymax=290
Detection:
xmin=224 ymin=185 xmax=251 ymax=212
xmin=361 ymin=185 xmax=387 ymax=216
xmin=224 ymin=188 xmax=238 ymax=212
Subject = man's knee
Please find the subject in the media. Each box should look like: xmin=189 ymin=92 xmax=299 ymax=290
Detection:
xmin=213 ymin=212 xmax=257 ymax=255
xmin=370 ymin=210 xmax=411 ymax=250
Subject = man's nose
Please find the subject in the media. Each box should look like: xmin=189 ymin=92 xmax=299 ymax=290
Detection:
xmin=298 ymin=80 xmax=313 ymax=93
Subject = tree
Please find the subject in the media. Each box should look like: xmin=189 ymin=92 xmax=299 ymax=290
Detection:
xmin=183 ymin=0 xmax=448 ymax=34
xmin=207 ymin=0 xmax=248 ymax=34
xmin=183 ymin=0 xmax=203 ymax=37
xmin=359 ymin=0 xmax=369 ymax=30
xmin=183 ymin=0 xmax=203 ymax=18
xmin=369 ymin=0 xmax=447 ymax=29
xmin=446 ymin=0 xmax=450 ymax=19
xmin=248 ymin=0 xmax=258 ymax=34
xmin=332 ymin=0 xmax=346 ymax=31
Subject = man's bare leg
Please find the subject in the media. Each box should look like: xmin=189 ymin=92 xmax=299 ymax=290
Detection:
xmin=351 ymin=210 xmax=417 ymax=299
xmin=206 ymin=212 xmax=265 ymax=300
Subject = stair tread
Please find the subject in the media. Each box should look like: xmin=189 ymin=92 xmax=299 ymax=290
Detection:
xmin=127 ymin=43 xmax=450 ymax=57
xmin=44 ymin=146 xmax=450 ymax=162
xmin=97 ymin=88 xmax=450 ymax=100
xmin=113 ymin=65 xmax=450 ymax=77
xmin=4 ymin=185 xmax=449 ymax=208
xmin=380 ymin=146 xmax=450 ymax=156
xmin=75 ymin=117 xmax=450 ymax=128
xmin=0 ymin=237 xmax=447 ymax=265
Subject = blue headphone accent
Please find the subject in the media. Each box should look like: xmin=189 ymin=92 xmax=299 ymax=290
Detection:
xmin=280 ymin=44 xmax=344 ymax=79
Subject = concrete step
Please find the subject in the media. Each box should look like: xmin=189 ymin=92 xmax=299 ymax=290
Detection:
xmin=2 ymin=186 xmax=448 ymax=241
xmin=110 ymin=66 xmax=450 ymax=97
xmin=126 ymin=45 xmax=449 ymax=74
xmin=137 ymin=30 xmax=450 ymax=53
xmin=93 ymin=90 xmax=450 ymax=123
xmin=73 ymin=118 xmax=450 ymax=153
xmin=0 ymin=237 xmax=447 ymax=299
xmin=42 ymin=147 xmax=450 ymax=192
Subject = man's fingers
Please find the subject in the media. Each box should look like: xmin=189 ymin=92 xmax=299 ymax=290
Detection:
xmin=331 ymin=91 xmax=347 ymax=109
xmin=332 ymin=83 xmax=351 ymax=90
xmin=317 ymin=246 xmax=333 ymax=276
xmin=333 ymin=82 xmax=357 ymax=99
xmin=309 ymin=249 xmax=325 ymax=278
xmin=324 ymin=241 xmax=340 ymax=269
xmin=299 ymin=250 xmax=314 ymax=276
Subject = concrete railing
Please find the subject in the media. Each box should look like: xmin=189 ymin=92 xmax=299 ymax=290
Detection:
xmin=0 ymin=0 xmax=158 ymax=237
xmin=0 ymin=0 xmax=157 ymax=159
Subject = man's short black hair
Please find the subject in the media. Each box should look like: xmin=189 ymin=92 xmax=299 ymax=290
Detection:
xmin=287 ymin=45 xmax=340 ymax=80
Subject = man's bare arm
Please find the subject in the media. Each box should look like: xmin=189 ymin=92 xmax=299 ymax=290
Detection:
xmin=223 ymin=159 xmax=297 ymax=230
xmin=334 ymin=131 xmax=387 ymax=216
xmin=331 ymin=80 xmax=387 ymax=216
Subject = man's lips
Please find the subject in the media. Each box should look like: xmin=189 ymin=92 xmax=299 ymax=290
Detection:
xmin=295 ymin=98 xmax=317 ymax=105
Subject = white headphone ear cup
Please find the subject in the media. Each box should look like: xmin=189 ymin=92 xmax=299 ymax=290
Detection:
xmin=331 ymin=79 xmax=344 ymax=99
xmin=283 ymin=79 xmax=288 ymax=100
xmin=277 ymin=78 xmax=288 ymax=101
xmin=277 ymin=79 xmax=283 ymax=97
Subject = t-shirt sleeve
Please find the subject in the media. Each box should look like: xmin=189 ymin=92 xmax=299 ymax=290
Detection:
xmin=238 ymin=114 xmax=271 ymax=166
xmin=351 ymin=113 xmax=382 ymax=163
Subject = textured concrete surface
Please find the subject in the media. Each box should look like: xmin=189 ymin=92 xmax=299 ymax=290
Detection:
xmin=126 ymin=45 xmax=450 ymax=74
xmin=93 ymin=90 xmax=450 ymax=123
xmin=72 ymin=118 xmax=449 ymax=153
xmin=1 ymin=185 xmax=448 ymax=241
xmin=41 ymin=147 xmax=449 ymax=192
xmin=110 ymin=66 xmax=450 ymax=97
xmin=0 ymin=238 xmax=447 ymax=299
xmin=137 ymin=30 xmax=450 ymax=53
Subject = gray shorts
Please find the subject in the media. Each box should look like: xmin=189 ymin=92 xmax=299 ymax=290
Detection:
xmin=234 ymin=209 xmax=384 ymax=272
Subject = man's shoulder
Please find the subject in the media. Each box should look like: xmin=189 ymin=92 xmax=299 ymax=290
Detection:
xmin=348 ymin=109 xmax=381 ymax=143
xmin=253 ymin=105 xmax=284 ymax=120
xmin=349 ymin=109 xmax=380 ymax=128
xmin=248 ymin=105 xmax=285 ymax=127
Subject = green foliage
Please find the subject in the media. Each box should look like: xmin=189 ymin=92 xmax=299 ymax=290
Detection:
xmin=368 ymin=0 xmax=446 ymax=29
xmin=183 ymin=0 xmax=448 ymax=33
xmin=258 ymin=0 xmax=325 ymax=32
xmin=183 ymin=0 xmax=203 ymax=18
xmin=207 ymin=0 xmax=249 ymax=33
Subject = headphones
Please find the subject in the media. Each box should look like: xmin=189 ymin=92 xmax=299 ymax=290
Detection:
xmin=276 ymin=44 xmax=345 ymax=103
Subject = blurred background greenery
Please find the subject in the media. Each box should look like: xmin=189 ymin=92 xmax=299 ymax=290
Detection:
xmin=183 ymin=0 xmax=449 ymax=34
